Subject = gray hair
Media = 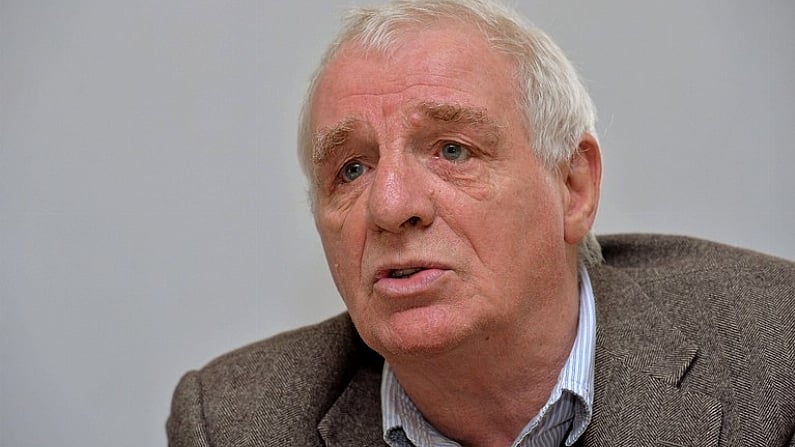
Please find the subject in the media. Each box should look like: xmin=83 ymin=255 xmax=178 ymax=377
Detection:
xmin=297 ymin=0 xmax=603 ymax=265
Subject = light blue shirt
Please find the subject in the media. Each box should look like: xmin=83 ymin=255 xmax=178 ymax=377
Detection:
xmin=381 ymin=267 xmax=596 ymax=447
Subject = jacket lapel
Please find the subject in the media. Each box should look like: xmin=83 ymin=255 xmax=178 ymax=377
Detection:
xmin=582 ymin=265 xmax=722 ymax=446
xmin=317 ymin=348 xmax=387 ymax=447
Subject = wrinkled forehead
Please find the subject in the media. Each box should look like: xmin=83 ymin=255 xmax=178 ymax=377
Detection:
xmin=299 ymin=19 xmax=526 ymax=179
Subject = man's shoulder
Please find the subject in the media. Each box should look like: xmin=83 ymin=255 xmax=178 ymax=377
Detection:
xmin=594 ymin=233 xmax=795 ymax=387
xmin=597 ymin=233 xmax=793 ymax=279
xmin=169 ymin=313 xmax=381 ymax=445
xmin=595 ymin=233 xmax=794 ymax=317
xmin=197 ymin=313 xmax=368 ymax=394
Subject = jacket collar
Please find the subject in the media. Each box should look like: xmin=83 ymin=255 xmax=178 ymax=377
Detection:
xmin=317 ymin=341 xmax=386 ymax=447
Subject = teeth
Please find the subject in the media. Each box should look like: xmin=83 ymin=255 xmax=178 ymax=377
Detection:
xmin=389 ymin=268 xmax=422 ymax=278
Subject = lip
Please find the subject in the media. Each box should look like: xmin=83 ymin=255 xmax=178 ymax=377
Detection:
xmin=373 ymin=267 xmax=450 ymax=298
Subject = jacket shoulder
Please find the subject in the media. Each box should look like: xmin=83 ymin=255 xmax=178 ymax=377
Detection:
xmin=201 ymin=312 xmax=361 ymax=385
xmin=168 ymin=313 xmax=379 ymax=446
xmin=597 ymin=233 xmax=793 ymax=273
xmin=596 ymin=233 xmax=795 ymax=337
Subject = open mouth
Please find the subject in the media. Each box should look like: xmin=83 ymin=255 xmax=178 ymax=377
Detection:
xmin=374 ymin=266 xmax=447 ymax=296
xmin=388 ymin=267 xmax=424 ymax=279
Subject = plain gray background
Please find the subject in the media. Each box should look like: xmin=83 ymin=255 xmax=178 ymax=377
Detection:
xmin=2 ymin=1 xmax=793 ymax=445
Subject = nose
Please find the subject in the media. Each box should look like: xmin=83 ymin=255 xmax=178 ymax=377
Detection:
xmin=366 ymin=152 xmax=435 ymax=233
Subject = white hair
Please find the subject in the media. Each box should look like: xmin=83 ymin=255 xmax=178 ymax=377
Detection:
xmin=297 ymin=0 xmax=603 ymax=265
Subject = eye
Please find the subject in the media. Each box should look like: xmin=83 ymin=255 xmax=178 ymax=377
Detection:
xmin=440 ymin=142 xmax=470 ymax=162
xmin=340 ymin=160 xmax=367 ymax=183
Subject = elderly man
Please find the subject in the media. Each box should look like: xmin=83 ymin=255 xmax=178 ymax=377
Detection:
xmin=167 ymin=0 xmax=795 ymax=446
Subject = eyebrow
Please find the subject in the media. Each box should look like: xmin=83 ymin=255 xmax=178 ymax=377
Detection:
xmin=311 ymin=117 xmax=359 ymax=166
xmin=418 ymin=102 xmax=502 ymax=146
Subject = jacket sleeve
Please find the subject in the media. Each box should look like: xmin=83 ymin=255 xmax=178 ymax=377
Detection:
xmin=167 ymin=371 xmax=212 ymax=447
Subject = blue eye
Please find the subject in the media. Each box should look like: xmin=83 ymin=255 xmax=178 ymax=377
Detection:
xmin=341 ymin=160 xmax=367 ymax=182
xmin=441 ymin=142 xmax=469 ymax=162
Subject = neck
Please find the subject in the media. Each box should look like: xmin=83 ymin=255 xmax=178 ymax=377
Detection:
xmin=386 ymin=282 xmax=580 ymax=447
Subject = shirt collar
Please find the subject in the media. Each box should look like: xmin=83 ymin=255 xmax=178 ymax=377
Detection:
xmin=381 ymin=266 xmax=596 ymax=447
xmin=554 ymin=265 xmax=596 ymax=445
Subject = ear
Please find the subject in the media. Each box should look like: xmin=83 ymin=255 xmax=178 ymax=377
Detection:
xmin=562 ymin=133 xmax=602 ymax=245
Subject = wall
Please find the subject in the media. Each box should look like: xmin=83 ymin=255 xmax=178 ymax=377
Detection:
xmin=1 ymin=1 xmax=792 ymax=445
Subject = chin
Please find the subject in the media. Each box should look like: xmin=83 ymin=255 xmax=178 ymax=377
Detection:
xmin=361 ymin=306 xmax=472 ymax=359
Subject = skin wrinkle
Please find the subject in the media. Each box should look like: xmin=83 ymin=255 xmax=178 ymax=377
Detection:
xmin=312 ymin=101 xmax=503 ymax=183
xmin=315 ymin=108 xmax=504 ymax=215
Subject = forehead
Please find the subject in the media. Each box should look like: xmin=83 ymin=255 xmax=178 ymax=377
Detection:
xmin=309 ymin=24 xmax=521 ymax=132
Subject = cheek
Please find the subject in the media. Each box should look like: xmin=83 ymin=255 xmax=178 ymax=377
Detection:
xmin=315 ymin=207 xmax=367 ymax=290
xmin=474 ymin=178 xmax=565 ymax=258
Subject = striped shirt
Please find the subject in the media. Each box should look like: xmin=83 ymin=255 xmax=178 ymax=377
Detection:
xmin=381 ymin=266 xmax=596 ymax=447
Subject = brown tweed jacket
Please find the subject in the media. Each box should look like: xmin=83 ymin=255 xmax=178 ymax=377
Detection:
xmin=167 ymin=234 xmax=795 ymax=446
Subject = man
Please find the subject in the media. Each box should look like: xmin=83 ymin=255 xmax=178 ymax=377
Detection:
xmin=167 ymin=0 xmax=795 ymax=446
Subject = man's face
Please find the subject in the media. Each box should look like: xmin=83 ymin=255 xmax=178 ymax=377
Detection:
xmin=309 ymin=25 xmax=579 ymax=358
